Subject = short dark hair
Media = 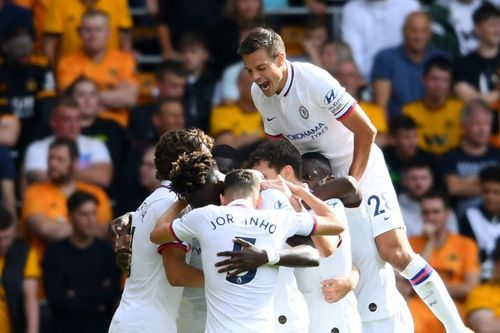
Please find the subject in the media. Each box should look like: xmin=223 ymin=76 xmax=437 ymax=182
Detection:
xmin=389 ymin=115 xmax=417 ymax=135
xmin=301 ymin=152 xmax=332 ymax=174
xmin=0 ymin=206 xmax=14 ymax=231
xmin=473 ymin=3 xmax=500 ymax=26
xmin=479 ymin=166 xmax=500 ymax=183
xmin=179 ymin=32 xmax=209 ymax=51
xmin=224 ymin=169 xmax=260 ymax=198
xmin=67 ymin=190 xmax=99 ymax=213
xmin=155 ymin=98 xmax=183 ymax=115
xmin=64 ymin=76 xmax=98 ymax=97
xmin=155 ymin=60 xmax=188 ymax=81
xmin=238 ymin=27 xmax=285 ymax=59
xmin=423 ymin=56 xmax=453 ymax=77
xmin=53 ymin=96 xmax=80 ymax=113
xmin=154 ymin=128 xmax=214 ymax=180
xmin=49 ymin=137 xmax=79 ymax=161
xmin=420 ymin=189 xmax=451 ymax=208
xmin=3 ymin=25 xmax=33 ymax=42
xmin=247 ymin=140 xmax=302 ymax=179
xmin=402 ymin=160 xmax=433 ymax=174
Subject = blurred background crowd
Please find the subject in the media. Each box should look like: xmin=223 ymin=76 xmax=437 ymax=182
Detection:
xmin=0 ymin=0 xmax=499 ymax=332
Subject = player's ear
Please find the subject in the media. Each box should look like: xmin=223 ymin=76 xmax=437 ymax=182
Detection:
xmin=282 ymin=165 xmax=293 ymax=180
xmin=276 ymin=52 xmax=285 ymax=66
xmin=220 ymin=194 xmax=227 ymax=206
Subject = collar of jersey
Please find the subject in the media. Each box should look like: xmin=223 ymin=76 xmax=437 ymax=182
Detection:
xmin=277 ymin=60 xmax=294 ymax=98
xmin=227 ymin=198 xmax=253 ymax=209
xmin=159 ymin=180 xmax=171 ymax=188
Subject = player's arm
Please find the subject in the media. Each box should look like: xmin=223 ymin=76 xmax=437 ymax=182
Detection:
xmin=159 ymin=244 xmax=204 ymax=288
xmin=467 ymin=309 xmax=500 ymax=333
xmin=340 ymin=105 xmax=377 ymax=181
xmin=150 ymin=200 xmax=188 ymax=244
xmin=312 ymin=176 xmax=362 ymax=206
xmin=284 ymin=178 xmax=344 ymax=235
xmin=215 ymin=238 xmax=319 ymax=276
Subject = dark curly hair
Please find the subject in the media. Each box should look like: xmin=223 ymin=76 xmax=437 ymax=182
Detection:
xmin=154 ymin=128 xmax=214 ymax=181
xmin=168 ymin=151 xmax=216 ymax=200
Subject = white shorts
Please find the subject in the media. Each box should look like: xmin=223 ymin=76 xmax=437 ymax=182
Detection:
xmin=359 ymin=146 xmax=406 ymax=238
xmin=362 ymin=306 xmax=414 ymax=333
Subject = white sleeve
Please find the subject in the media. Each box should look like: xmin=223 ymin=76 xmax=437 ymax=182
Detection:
xmin=171 ymin=209 xmax=204 ymax=242
xmin=24 ymin=141 xmax=47 ymax=172
xmin=282 ymin=211 xmax=317 ymax=238
xmin=309 ymin=66 xmax=357 ymax=121
xmin=259 ymin=189 xmax=293 ymax=211
xmin=90 ymin=139 xmax=112 ymax=164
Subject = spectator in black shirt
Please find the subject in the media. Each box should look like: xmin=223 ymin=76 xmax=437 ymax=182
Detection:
xmin=383 ymin=115 xmax=441 ymax=192
xmin=155 ymin=0 xmax=224 ymax=59
xmin=0 ymin=26 xmax=56 ymax=152
xmin=43 ymin=191 xmax=121 ymax=333
xmin=180 ymin=33 xmax=216 ymax=132
xmin=0 ymin=145 xmax=16 ymax=221
xmin=0 ymin=1 xmax=34 ymax=41
xmin=128 ymin=60 xmax=187 ymax=153
xmin=454 ymin=3 xmax=500 ymax=104
xmin=460 ymin=166 xmax=500 ymax=280
xmin=441 ymin=99 xmax=500 ymax=218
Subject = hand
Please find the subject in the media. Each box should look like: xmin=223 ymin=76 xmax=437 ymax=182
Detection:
xmin=108 ymin=212 xmax=133 ymax=251
xmin=321 ymin=277 xmax=353 ymax=303
xmin=260 ymin=178 xmax=293 ymax=199
xmin=214 ymin=238 xmax=268 ymax=276
xmin=280 ymin=176 xmax=306 ymax=197
xmin=116 ymin=234 xmax=132 ymax=273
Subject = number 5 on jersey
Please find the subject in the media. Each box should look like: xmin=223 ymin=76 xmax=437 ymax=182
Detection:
xmin=225 ymin=237 xmax=257 ymax=285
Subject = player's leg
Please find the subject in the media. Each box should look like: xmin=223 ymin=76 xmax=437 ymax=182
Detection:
xmin=361 ymin=306 xmax=414 ymax=333
xmin=364 ymin=148 xmax=470 ymax=332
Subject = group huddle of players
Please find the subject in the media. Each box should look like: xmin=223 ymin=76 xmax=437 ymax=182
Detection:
xmin=107 ymin=27 xmax=472 ymax=333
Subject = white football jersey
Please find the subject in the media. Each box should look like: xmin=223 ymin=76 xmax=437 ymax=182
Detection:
xmin=171 ymin=199 xmax=317 ymax=333
xmin=109 ymin=182 xmax=189 ymax=333
xmin=294 ymin=198 xmax=361 ymax=333
xmin=177 ymin=238 xmax=206 ymax=333
xmin=346 ymin=204 xmax=409 ymax=322
xmin=260 ymin=189 xmax=309 ymax=333
xmin=251 ymin=60 xmax=357 ymax=176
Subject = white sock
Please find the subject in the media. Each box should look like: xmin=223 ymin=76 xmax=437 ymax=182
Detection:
xmin=400 ymin=255 xmax=466 ymax=332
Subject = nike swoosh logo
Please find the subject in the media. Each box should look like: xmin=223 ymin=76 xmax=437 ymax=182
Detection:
xmin=383 ymin=216 xmax=391 ymax=220
xmin=266 ymin=117 xmax=276 ymax=121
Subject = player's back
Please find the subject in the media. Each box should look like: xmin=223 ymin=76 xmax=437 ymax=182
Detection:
xmin=294 ymin=198 xmax=361 ymax=332
xmin=110 ymin=183 xmax=185 ymax=332
xmin=173 ymin=199 xmax=316 ymax=333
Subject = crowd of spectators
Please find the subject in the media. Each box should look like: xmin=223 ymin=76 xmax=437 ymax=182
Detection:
xmin=0 ymin=0 xmax=499 ymax=332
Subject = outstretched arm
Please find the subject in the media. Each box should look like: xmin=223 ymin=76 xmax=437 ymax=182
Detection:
xmin=313 ymin=176 xmax=362 ymax=206
xmin=214 ymin=238 xmax=319 ymax=276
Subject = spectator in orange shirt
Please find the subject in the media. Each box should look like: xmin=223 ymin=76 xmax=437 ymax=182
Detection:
xmin=57 ymin=9 xmax=138 ymax=127
xmin=22 ymin=137 xmax=112 ymax=264
xmin=465 ymin=237 xmax=500 ymax=333
xmin=43 ymin=0 xmax=132 ymax=62
xmin=401 ymin=190 xmax=481 ymax=333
